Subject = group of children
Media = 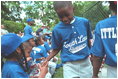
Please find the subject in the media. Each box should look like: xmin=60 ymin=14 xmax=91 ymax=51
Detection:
xmin=1 ymin=1 xmax=117 ymax=78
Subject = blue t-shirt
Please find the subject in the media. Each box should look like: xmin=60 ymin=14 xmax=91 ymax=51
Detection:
xmin=30 ymin=46 xmax=48 ymax=63
xmin=24 ymin=25 xmax=33 ymax=36
xmin=44 ymin=42 xmax=51 ymax=52
xmin=2 ymin=61 xmax=29 ymax=78
xmin=91 ymin=15 xmax=117 ymax=67
xmin=51 ymin=16 xmax=93 ymax=63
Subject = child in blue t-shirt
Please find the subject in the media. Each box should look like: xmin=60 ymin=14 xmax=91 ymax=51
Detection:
xmin=24 ymin=18 xmax=35 ymax=36
xmin=35 ymin=36 xmax=57 ymax=76
xmin=1 ymin=33 xmax=48 ymax=78
xmin=43 ymin=1 xmax=93 ymax=78
xmin=91 ymin=1 xmax=117 ymax=78
xmin=22 ymin=34 xmax=52 ymax=78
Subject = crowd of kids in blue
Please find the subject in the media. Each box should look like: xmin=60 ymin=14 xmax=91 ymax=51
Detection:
xmin=1 ymin=1 xmax=117 ymax=78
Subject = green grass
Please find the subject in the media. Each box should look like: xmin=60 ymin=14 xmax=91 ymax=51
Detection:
xmin=52 ymin=53 xmax=63 ymax=78
xmin=53 ymin=67 xmax=63 ymax=78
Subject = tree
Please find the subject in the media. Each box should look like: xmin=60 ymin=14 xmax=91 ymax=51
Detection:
xmin=1 ymin=1 xmax=110 ymax=32
xmin=1 ymin=1 xmax=22 ymax=21
xmin=3 ymin=20 xmax=25 ymax=33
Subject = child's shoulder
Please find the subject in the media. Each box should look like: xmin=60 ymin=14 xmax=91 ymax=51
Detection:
xmin=96 ymin=16 xmax=115 ymax=26
xmin=3 ymin=61 xmax=21 ymax=70
xmin=53 ymin=22 xmax=62 ymax=31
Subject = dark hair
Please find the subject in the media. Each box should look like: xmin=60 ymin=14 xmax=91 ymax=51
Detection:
xmin=109 ymin=1 xmax=117 ymax=13
xmin=22 ymin=41 xmax=32 ymax=49
xmin=53 ymin=1 xmax=72 ymax=11
xmin=4 ymin=51 xmax=18 ymax=59
xmin=35 ymin=35 xmax=45 ymax=46
xmin=4 ymin=44 xmax=30 ymax=73
xmin=35 ymin=36 xmax=42 ymax=46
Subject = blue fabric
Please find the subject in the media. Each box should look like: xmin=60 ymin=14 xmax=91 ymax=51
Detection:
xmin=22 ymin=34 xmax=34 ymax=43
xmin=45 ymin=35 xmax=50 ymax=40
xmin=37 ymin=45 xmax=48 ymax=58
xmin=44 ymin=42 xmax=51 ymax=52
xmin=24 ymin=25 xmax=33 ymax=36
xmin=51 ymin=16 xmax=93 ymax=63
xmin=2 ymin=61 xmax=29 ymax=78
xmin=30 ymin=48 xmax=43 ymax=63
xmin=1 ymin=33 xmax=22 ymax=57
xmin=26 ymin=18 xmax=34 ymax=22
xmin=30 ymin=46 xmax=48 ymax=63
xmin=91 ymin=15 xmax=117 ymax=67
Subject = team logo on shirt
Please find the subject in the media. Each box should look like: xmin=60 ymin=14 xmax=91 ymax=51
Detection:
xmin=100 ymin=27 xmax=117 ymax=39
xmin=63 ymin=35 xmax=87 ymax=53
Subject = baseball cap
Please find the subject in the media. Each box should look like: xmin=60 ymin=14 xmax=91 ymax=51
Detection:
xmin=26 ymin=18 xmax=34 ymax=22
xmin=22 ymin=34 xmax=34 ymax=43
xmin=1 ymin=33 xmax=22 ymax=57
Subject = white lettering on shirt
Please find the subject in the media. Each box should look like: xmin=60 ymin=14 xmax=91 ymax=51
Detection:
xmin=63 ymin=35 xmax=87 ymax=54
xmin=100 ymin=27 xmax=117 ymax=39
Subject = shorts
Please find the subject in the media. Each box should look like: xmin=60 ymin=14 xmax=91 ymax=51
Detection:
xmin=63 ymin=57 xmax=93 ymax=78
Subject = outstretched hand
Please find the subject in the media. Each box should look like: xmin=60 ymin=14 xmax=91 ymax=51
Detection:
xmin=37 ymin=61 xmax=48 ymax=78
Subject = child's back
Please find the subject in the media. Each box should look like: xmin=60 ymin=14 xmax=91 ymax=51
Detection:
xmin=2 ymin=61 xmax=28 ymax=78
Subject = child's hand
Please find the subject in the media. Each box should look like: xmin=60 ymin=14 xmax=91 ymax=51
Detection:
xmin=38 ymin=61 xmax=48 ymax=72
xmin=37 ymin=61 xmax=48 ymax=78
xmin=26 ymin=57 xmax=32 ymax=61
xmin=41 ymin=59 xmax=48 ymax=67
xmin=41 ymin=57 xmax=46 ymax=60
xmin=36 ymin=57 xmax=46 ymax=61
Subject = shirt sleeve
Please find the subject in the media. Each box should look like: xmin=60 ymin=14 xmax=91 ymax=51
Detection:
xmin=91 ymin=22 xmax=105 ymax=57
xmin=86 ymin=20 xmax=93 ymax=40
xmin=51 ymin=29 xmax=62 ymax=50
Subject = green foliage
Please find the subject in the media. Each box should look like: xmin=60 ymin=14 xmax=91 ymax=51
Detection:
xmin=2 ymin=1 xmax=111 ymax=32
xmin=1 ymin=1 xmax=22 ymax=21
xmin=22 ymin=1 xmax=59 ymax=27
xmin=21 ymin=1 xmax=110 ymax=30
xmin=2 ymin=20 xmax=25 ymax=33
xmin=53 ymin=67 xmax=63 ymax=78
xmin=81 ymin=1 xmax=109 ymax=30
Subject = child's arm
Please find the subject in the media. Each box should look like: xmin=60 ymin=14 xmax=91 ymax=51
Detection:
xmin=88 ymin=39 xmax=93 ymax=48
xmin=36 ymin=57 xmax=45 ymax=61
xmin=91 ymin=55 xmax=103 ymax=78
xmin=86 ymin=19 xmax=93 ymax=48
xmin=38 ymin=62 xmax=48 ymax=78
xmin=46 ymin=49 xmax=60 ymax=61
xmin=42 ymin=49 xmax=60 ymax=66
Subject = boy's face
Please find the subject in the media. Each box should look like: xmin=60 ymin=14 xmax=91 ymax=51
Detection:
xmin=28 ymin=21 xmax=35 ymax=26
xmin=29 ymin=38 xmax=36 ymax=47
xmin=56 ymin=6 xmax=74 ymax=24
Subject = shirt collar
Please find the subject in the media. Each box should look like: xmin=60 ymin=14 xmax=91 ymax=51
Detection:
xmin=70 ymin=17 xmax=75 ymax=24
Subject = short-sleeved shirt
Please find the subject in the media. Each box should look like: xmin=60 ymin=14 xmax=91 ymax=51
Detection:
xmin=30 ymin=46 xmax=48 ymax=63
xmin=2 ymin=61 xmax=29 ymax=78
xmin=24 ymin=25 xmax=33 ymax=36
xmin=51 ymin=16 xmax=93 ymax=63
xmin=91 ymin=15 xmax=117 ymax=67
